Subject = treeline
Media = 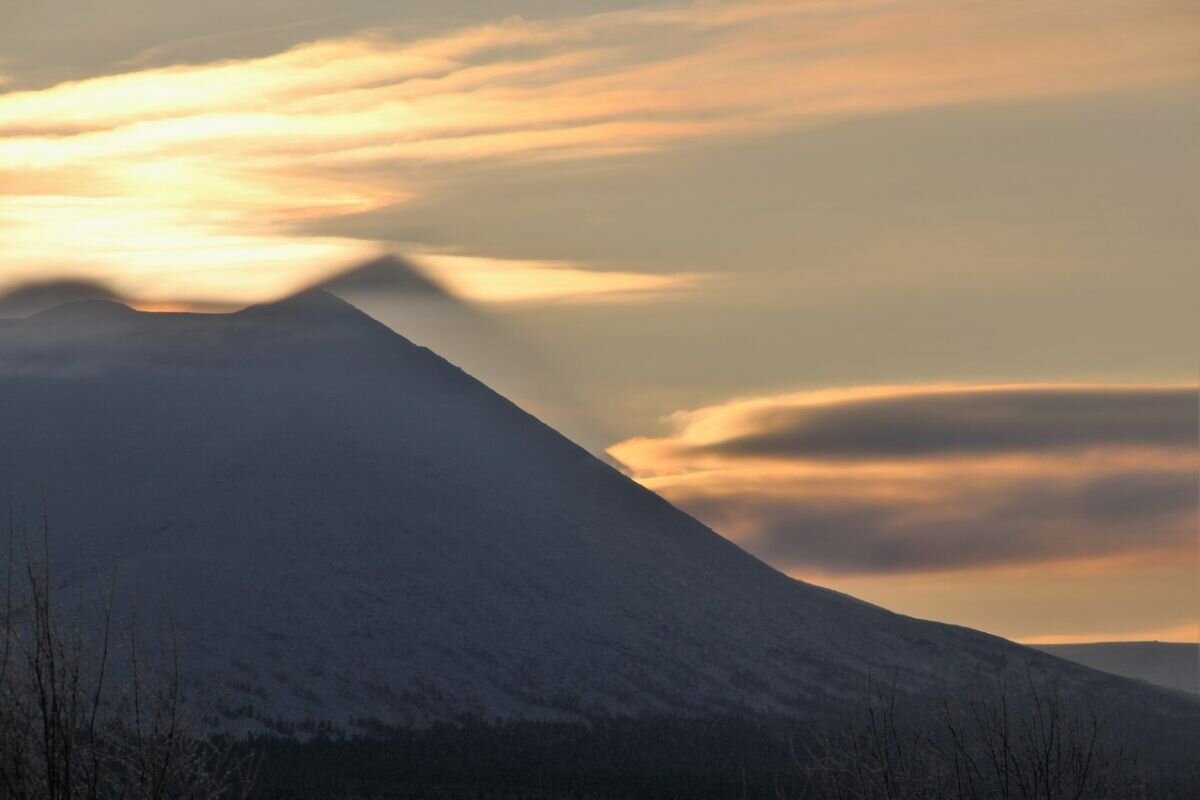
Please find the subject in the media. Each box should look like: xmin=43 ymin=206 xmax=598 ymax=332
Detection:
xmin=235 ymin=699 xmax=1200 ymax=800
xmin=239 ymin=716 xmax=809 ymax=799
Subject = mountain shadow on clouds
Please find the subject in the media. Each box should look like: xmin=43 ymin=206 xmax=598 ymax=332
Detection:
xmin=311 ymin=255 xmax=615 ymax=456
xmin=320 ymin=254 xmax=448 ymax=297
xmin=0 ymin=279 xmax=122 ymax=318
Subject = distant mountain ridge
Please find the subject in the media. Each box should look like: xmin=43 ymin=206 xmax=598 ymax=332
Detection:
xmin=1036 ymin=642 xmax=1199 ymax=695
xmin=0 ymin=293 xmax=1195 ymax=736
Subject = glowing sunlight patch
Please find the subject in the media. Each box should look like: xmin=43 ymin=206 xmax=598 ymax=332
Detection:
xmin=1020 ymin=622 xmax=1200 ymax=646
xmin=413 ymin=253 xmax=698 ymax=306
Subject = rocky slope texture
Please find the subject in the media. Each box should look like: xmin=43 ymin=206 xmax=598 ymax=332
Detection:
xmin=0 ymin=293 xmax=1194 ymax=733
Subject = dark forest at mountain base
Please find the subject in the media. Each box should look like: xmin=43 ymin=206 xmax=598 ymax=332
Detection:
xmin=235 ymin=712 xmax=1200 ymax=800
xmin=242 ymin=717 xmax=803 ymax=800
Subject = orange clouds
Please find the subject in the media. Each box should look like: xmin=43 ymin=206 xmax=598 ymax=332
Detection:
xmin=609 ymin=382 xmax=1200 ymax=641
xmin=610 ymin=384 xmax=1199 ymax=574
xmin=412 ymin=254 xmax=698 ymax=306
xmin=1 ymin=0 xmax=1196 ymax=301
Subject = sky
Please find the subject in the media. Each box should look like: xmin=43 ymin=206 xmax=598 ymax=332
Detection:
xmin=1 ymin=0 xmax=1197 ymax=644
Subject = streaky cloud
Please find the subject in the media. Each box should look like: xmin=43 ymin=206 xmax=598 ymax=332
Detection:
xmin=2 ymin=0 xmax=1196 ymax=296
xmin=611 ymin=383 xmax=1200 ymax=575
xmin=687 ymin=386 xmax=1196 ymax=460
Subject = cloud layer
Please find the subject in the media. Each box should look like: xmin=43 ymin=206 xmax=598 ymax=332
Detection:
xmin=610 ymin=384 xmax=1199 ymax=575
xmin=2 ymin=0 xmax=1196 ymax=302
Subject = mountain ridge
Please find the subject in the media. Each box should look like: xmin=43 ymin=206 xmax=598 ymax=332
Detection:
xmin=1036 ymin=642 xmax=1199 ymax=695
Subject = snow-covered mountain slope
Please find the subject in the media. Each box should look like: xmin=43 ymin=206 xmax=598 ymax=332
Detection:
xmin=0 ymin=293 xmax=1193 ymax=732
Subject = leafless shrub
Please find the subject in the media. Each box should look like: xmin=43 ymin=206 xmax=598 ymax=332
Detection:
xmin=0 ymin=517 xmax=257 ymax=799
xmin=802 ymin=671 xmax=1142 ymax=800
xmin=801 ymin=676 xmax=952 ymax=800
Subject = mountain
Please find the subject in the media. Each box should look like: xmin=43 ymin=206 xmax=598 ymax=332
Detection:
xmin=315 ymin=256 xmax=613 ymax=456
xmin=1036 ymin=642 xmax=1199 ymax=695
xmin=0 ymin=293 xmax=1195 ymax=735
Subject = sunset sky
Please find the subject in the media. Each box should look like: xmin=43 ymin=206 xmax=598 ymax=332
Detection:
xmin=2 ymin=0 xmax=1197 ymax=643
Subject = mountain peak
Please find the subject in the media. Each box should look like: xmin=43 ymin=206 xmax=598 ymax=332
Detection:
xmin=238 ymin=288 xmax=377 ymax=324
